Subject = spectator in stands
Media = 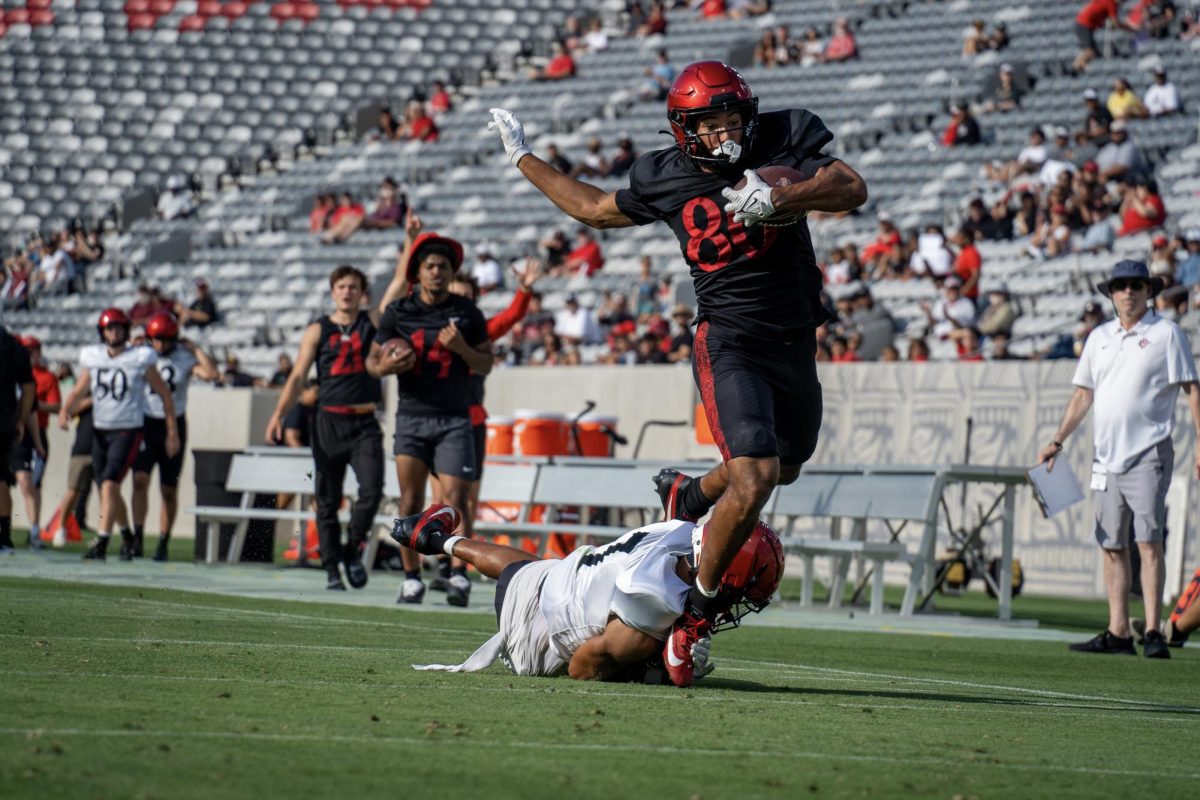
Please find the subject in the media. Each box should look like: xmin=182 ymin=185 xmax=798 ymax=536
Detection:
xmin=360 ymin=178 xmax=406 ymax=232
xmin=798 ymin=26 xmax=824 ymax=65
xmin=989 ymin=21 xmax=1010 ymax=50
xmin=1177 ymin=230 xmax=1200 ymax=287
xmin=1118 ymin=177 xmax=1166 ymax=236
xmin=829 ymin=335 xmax=860 ymax=363
xmin=584 ymin=17 xmax=609 ymax=52
xmin=470 ymin=245 xmax=504 ymax=293
xmin=848 ymin=287 xmax=896 ymax=361
xmin=597 ymin=292 xmax=634 ymax=329
xmin=177 ymin=277 xmax=218 ymax=329
xmin=634 ymin=257 xmax=658 ymax=318
xmin=608 ymin=137 xmax=637 ymax=177
xmin=401 ymin=100 xmax=439 ymax=142
xmin=987 ymin=127 xmax=1049 ymax=184
xmin=221 ymin=355 xmax=261 ymax=388
xmin=36 ymin=235 xmax=73 ymax=296
xmin=823 ymin=17 xmax=858 ymax=61
xmin=129 ymin=284 xmax=166 ymax=327
xmin=908 ymin=337 xmax=930 ymax=362
xmin=981 ymin=63 xmax=1022 ymax=113
xmin=320 ymin=191 xmax=365 ymax=244
xmin=988 ymin=198 xmax=1016 ymax=240
xmin=922 ymin=275 xmax=977 ymax=339
xmin=310 ymin=192 xmax=334 ymax=233
xmin=1076 ymin=88 xmax=1114 ymax=146
xmin=626 ymin=0 xmax=647 ymax=33
xmin=1129 ymin=0 xmax=1176 ymax=37
xmin=860 ymin=213 xmax=902 ymax=277
xmin=428 ymin=81 xmax=453 ymax=116
xmin=961 ymin=198 xmax=1000 ymax=242
xmin=375 ymin=108 xmax=401 ymax=141
xmin=563 ymin=228 xmax=605 ymax=276
xmin=637 ymin=1 xmax=667 ymax=36
xmin=571 ymin=138 xmax=610 ymax=180
xmin=989 ymin=332 xmax=1023 ymax=360
xmin=950 ymin=229 xmax=982 ymax=300
xmin=637 ymin=49 xmax=676 ymax=102
xmin=635 ymin=332 xmax=668 ymax=364
xmin=911 ymin=226 xmax=955 ymax=278
xmin=269 ymin=353 xmax=292 ymax=387
xmin=1144 ymin=66 xmax=1180 ymax=116
xmin=1012 ymin=191 xmax=1039 ymax=238
xmin=156 ymin=175 xmax=194 ymax=221
xmin=1096 ymin=120 xmax=1149 ymax=182
xmin=1107 ymin=77 xmax=1149 ymax=120
xmin=530 ymin=41 xmax=577 ymax=81
xmin=880 ymin=345 xmax=900 ymax=362
xmin=545 ymin=144 xmax=573 ymax=175
xmin=1183 ymin=4 xmax=1200 ymax=38
xmin=530 ymin=331 xmax=565 ymax=366
xmin=978 ymin=284 xmax=1020 ymax=337
xmin=693 ymin=0 xmax=726 ymax=18
xmin=1149 ymin=233 xmax=1176 ymax=278
xmin=1082 ymin=200 xmax=1118 ymax=252
xmin=554 ymin=294 xmax=601 ymax=345
xmin=824 ymin=246 xmax=854 ymax=285
xmin=540 ymin=229 xmax=570 ymax=272
xmin=963 ymin=18 xmax=989 ymax=56
xmin=942 ymin=103 xmax=981 ymax=147
xmin=753 ymin=29 xmax=780 ymax=68
xmin=729 ymin=0 xmax=770 ymax=17
xmin=668 ymin=303 xmax=694 ymax=363
xmin=954 ymin=327 xmax=985 ymax=361
xmin=2 ymin=251 xmax=32 ymax=310
xmin=772 ymin=25 xmax=796 ymax=64
xmin=1029 ymin=204 xmax=1074 ymax=259
xmin=1073 ymin=0 xmax=1136 ymax=72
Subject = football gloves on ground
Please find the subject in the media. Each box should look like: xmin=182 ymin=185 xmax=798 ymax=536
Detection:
xmin=487 ymin=107 xmax=532 ymax=167
xmin=721 ymin=169 xmax=776 ymax=227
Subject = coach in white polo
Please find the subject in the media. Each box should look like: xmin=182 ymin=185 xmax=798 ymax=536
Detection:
xmin=1037 ymin=260 xmax=1200 ymax=659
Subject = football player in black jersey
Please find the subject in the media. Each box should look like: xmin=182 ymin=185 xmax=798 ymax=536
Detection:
xmin=488 ymin=61 xmax=867 ymax=671
xmin=367 ymin=231 xmax=493 ymax=606
xmin=266 ymin=259 xmax=410 ymax=591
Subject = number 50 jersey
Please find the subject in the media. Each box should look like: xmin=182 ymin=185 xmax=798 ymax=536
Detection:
xmin=79 ymin=344 xmax=157 ymax=430
xmin=539 ymin=520 xmax=695 ymax=664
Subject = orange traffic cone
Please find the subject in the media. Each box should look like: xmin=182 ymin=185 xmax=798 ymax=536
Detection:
xmin=41 ymin=504 xmax=83 ymax=545
xmin=284 ymin=519 xmax=321 ymax=563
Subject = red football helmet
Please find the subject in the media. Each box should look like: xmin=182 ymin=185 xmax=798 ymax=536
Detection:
xmin=145 ymin=310 xmax=179 ymax=341
xmin=693 ymin=520 xmax=785 ymax=631
xmin=667 ymin=61 xmax=759 ymax=167
xmin=96 ymin=307 xmax=131 ymax=344
xmin=19 ymin=335 xmax=41 ymax=351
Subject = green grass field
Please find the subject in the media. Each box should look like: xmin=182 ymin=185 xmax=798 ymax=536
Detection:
xmin=1 ymin=572 xmax=1197 ymax=800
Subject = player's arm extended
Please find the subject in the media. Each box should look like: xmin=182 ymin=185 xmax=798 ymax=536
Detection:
xmin=772 ymin=160 xmax=868 ymax=216
xmin=265 ymin=323 xmax=320 ymax=443
xmin=59 ymin=367 xmax=90 ymax=424
xmin=568 ymin=617 xmax=661 ymax=681
xmin=517 ymin=156 xmax=635 ymax=230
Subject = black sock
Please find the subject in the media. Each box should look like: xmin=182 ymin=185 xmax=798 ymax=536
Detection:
xmin=0 ymin=516 xmax=11 ymax=547
xmin=405 ymin=569 xmax=421 ymax=581
xmin=133 ymin=525 xmax=144 ymax=538
xmin=437 ymin=558 xmax=452 ymax=578
xmin=120 ymin=527 xmax=134 ymax=544
xmin=451 ymin=565 xmax=467 ymax=578
xmin=681 ymin=478 xmax=715 ymax=519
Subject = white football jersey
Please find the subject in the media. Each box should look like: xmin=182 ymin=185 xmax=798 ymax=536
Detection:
xmin=539 ymin=520 xmax=693 ymax=664
xmin=79 ymin=344 xmax=157 ymax=430
xmin=144 ymin=346 xmax=198 ymax=419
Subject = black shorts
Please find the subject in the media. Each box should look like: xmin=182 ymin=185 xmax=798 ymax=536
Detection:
xmin=133 ymin=415 xmax=187 ymax=487
xmin=92 ymin=427 xmax=143 ymax=484
xmin=1075 ymin=22 xmax=1098 ymax=51
xmin=692 ymin=320 xmax=822 ymax=465
xmin=8 ymin=427 xmax=48 ymax=483
xmin=493 ymin=558 xmax=537 ymax=624
xmin=393 ymin=413 xmax=478 ymax=481
xmin=0 ymin=428 xmax=14 ymax=485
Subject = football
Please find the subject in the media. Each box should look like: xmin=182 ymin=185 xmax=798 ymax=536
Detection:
xmin=732 ymin=165 xmax=809 ymax=227
xmin=381 ymin=336 xmax=413 ymax=359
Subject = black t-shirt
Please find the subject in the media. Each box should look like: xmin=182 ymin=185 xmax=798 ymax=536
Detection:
xmin=188 ymin=296 xmax=218 ymax=328
xmin=376 ymin=293 xmax=488 ymax=416
xmin=282 ymin=402 xmax=315 ymax=446
xmin=0 ymin=327 xmax=33 ymax=429
xmin=316 ymin=312 xmax=381 ymax=408
xmin=615 ymin=109 xmax=836 ymax=338
xmin=70 ymin=407 xmax=94 ymax=456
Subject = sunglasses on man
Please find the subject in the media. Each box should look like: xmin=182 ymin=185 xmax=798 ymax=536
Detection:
xmin=1109 ymin=279 xmax=1147 ymax=293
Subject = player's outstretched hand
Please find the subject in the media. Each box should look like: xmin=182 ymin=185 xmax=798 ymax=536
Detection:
xmin=517 ymin=257 xmax=544 ymax=290
xmin=405 ymin=207 xmax=423 ymax=241
xmin=487 ymin=108 xmax=532 ymax=167
xmin=721 ymin=169 xmax=776 ymax=227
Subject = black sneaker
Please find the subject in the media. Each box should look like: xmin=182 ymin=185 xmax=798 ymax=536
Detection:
xmin=429 ymin=560 xmax=452 ymax=592
xmin=28 ymin=532 xmax=45 ymax=551
xmin=344 ymin=557 xmax=368 ymax=589
xmin=326 ymin=575 xmax=347 ymax=591
xmin=1143 ymin=630 xmax=1171 ymax=659
xmin=446 ymin=574 xmax=471 ymax=607
xmin=1068 ymin=630 xmax=1136 ymax=655
xmin=390 ymin=505 xmax=461 ymax=556
xmin=1165 ymin=619 xmax=1190 ymax=648
xmin=83 ymin=537 xmax=109 ymax=561
xmin=652 ymin=469 xmax=699 ymax=523
xmin=133 ymin=530 xmax=144 ymax=558
xmin=153 ymin=538 xmax=170 ymax=562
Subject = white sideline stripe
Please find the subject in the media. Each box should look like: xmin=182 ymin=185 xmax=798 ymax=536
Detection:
xmin=3 ymin=669 xmax=1195 ymax=725
xmin=727 ymin=658 xmax=1200 ymax=714
xmin=1 ymin=727 xmax=1195 ymax=780
xmin=0 ymin=633 xmax=413 ymax=654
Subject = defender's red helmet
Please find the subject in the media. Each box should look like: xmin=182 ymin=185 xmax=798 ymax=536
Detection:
xmin=693 ymin=520 xmax=784 ymax=631
xmin=19 ymin=335 xmax=41 ymax=350
xmin=145 ymin=311 xmax=179 ymax=340
xmin=667 ymin=61 xmax=759 ymax=167
xmin=96 ymin=307 xmax=131 ymax=343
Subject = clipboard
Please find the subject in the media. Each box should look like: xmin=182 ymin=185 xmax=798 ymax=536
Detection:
xmin=1027 ymin=460 xmax=1085 ymax=518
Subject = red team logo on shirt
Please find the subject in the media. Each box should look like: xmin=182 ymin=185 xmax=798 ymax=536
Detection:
xmin=408 ymin=329 xmax=452 ymax=379
xmin=682 ymin=197 xmax=777 ymax=272
xmin=328 ymin=331 xmax=365 ymax=375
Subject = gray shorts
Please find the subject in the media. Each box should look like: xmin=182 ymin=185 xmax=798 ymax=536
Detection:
xmin=393 ymin=413 xmax=478 ymax=481
xmin=1094 ymin=439 xmax=1174 ymax=550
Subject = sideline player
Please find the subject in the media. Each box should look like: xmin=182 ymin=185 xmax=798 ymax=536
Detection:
xmin=366 ymin=232 xmax=492 ymax=606
xmin=59 ymin=308 xmax=178 ymax=560
xmin=131 ymin=311 xmax=219 ymax=561
xmin=10 ymin=336 xmax=56 ymax=548
xmin=487 ymin=61 xmax=866 ymax=666
xmin=0 ymin=325 xmax=37 ymax=554
xmin=395 ymin=504 xmax=783 ymax=686
xmin=49 ymin=397 xmax=95 ymax=546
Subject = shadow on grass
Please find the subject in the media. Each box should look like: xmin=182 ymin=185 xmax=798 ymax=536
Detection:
xmin=701 ymin=677 xmax=1200 ymax=716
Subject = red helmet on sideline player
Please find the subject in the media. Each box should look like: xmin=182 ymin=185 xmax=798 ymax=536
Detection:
xmin=96 ymin=307 xmax=131 ymax=344
xmin=692 ymin=519 xmax=784 ymax=631
xmin=145 ymin=310 xmax=180 ymax=341
xmin=666 ymin=61 xmax=759 ymax=168
xmin=19 ymin=335 xmax=41 ymax=351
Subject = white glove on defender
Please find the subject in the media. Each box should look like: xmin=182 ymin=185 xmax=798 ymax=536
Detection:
xmin=487 ymin=107 xmax=532 ymax=167
xmin=721 ymin=169 xmax=776 ymax=227
xmin=692 ymin=635 xmax=716 ymax=681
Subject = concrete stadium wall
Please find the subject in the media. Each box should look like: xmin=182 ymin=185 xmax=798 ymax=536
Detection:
xmin=22 ymin=364 xmax=1198 ymax=601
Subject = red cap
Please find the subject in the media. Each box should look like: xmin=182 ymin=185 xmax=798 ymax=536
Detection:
xmin=406 ymin=232 xmax=464 ymax=283
xmin=19 ymin=335 xmax=41 ymax=350
xmin=1153 ymin=235 xmax=1169 ymax=248
xmin=1082 ymin=160 xmax=1099 ymax=173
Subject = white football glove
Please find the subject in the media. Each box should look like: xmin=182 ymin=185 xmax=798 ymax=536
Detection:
xmin=691 ymin=635 xmax=716 ymax=681
xmin=487 ymin=107 xmax=532 ymax=167
xmin=721 ymin=169 xmax=776 ymax=228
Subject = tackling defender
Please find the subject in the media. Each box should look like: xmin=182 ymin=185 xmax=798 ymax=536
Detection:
xmin=487 ymin=61 xmax=865 ymax=671
xmin=131 ymin=311 xmax=219 ymax=561
xmin=394 ymin=504 xmax=783 ymax=686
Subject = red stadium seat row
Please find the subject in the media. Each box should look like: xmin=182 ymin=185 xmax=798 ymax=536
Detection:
xmin=121 ymin=0 xmax=429 ymax=32
xmin=2 ymin=7 xmax=55 ymax=27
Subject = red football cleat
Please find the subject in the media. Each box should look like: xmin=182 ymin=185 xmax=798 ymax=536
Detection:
xmin=390 ymin=504 xmax=462 ymax=555
xmin=663 ymin=612 xmax=712 ymax=687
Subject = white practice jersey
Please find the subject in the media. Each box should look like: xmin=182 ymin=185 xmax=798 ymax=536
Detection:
xmin=539 ymin=520 xmax=694 ymax=664
xmin=79 ymin=344 xmax=157 ymax=430
xmin=144 ymin=347 xmax=198 ymax=419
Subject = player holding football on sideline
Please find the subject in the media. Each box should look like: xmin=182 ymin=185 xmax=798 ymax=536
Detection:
xmin=394 ymin=504 xmax=782 ymax=685
xmin=130 ymin=311 xmax=219 ymax=561
xmin=366 ymin=231 xmax=493 ymax=607
xmin=487 ymin=61 xmax=866 ymax=673
xmin=60 ymin=309 xmax=178 ymax=561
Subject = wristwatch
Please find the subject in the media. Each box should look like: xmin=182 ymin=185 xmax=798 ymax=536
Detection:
xmin=1050 ymin=440 xmax=1064 ymax=452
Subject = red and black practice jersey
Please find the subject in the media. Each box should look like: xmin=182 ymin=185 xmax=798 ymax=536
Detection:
xmin=316 ymin=311 xmax=382 ymax=408
xmin=615 ymin=109 xmax=836 ymax=339
xmin=376 ymin=294 xmax=488 ymax=416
